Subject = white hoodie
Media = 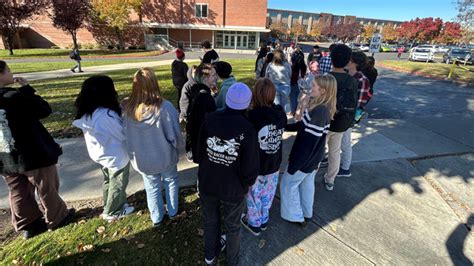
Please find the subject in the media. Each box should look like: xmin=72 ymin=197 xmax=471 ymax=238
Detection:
xmin=73 ymin=108 xmax=129 ymax=172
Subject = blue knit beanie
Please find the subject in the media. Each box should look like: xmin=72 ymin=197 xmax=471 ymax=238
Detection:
xmin=225 ymin=82 xmax=252 ymax=110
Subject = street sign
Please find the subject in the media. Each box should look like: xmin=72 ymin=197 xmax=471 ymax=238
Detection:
xmin=369 ymin=33 xmax=383 ymax=54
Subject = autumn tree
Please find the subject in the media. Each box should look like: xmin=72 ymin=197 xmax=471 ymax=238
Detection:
xmin=321 ymin=25 xmax=336 ymax=40
xmin=337 ymin=23 xmax=363 ymax=42
xmin=455 ymin=0 xmax=473 ymax=43
xmin=270 ymin=21 xmax=287 ymax=38
xmin=310 ymin=21 xmax=324 ymax=39
xmin=0 ymin=0 xmax=49 ymax=55
xmin=90 ymin=0 xmax=143 ymax=50
xmin=436 ymin=22 xmax=462 ymax=44
xmin=362 ymin=24 xmax=376 ymax=42
xmin=51 ymin=0 xmax=90 ymax=49
xmin=398 ymin=17 xmax=443 ymax=43
xmin=290 ymin=22 xmax=306 ymax=43
xmin=382 ymin=24 xmax=398 ymax=42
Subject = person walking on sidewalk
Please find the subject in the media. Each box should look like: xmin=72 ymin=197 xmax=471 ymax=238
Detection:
xmin=70 ymin=47 xmax=83 ymax=73
xmin=241 ymin=78 xmax=287 ymax=236
xmin=214 ymin=61 xmax=237 ymax=109
xmin=171 ymin=49 xmax=189 ymax=112
xmin=324 ymin=45 xmax=359 ymax=191
xmin=0 ymin=60 xmax=75 ymax=240
xmin=185 ymin=63 xmax=218 ymax=163
xmin=122 ymin=68 xmax=182 ymax=227
xmin=280 ymin=74 xmax=337 ymax=226
xmin=266 ymin=50 xmax=292 ymax=113
xmin=73 ymin=75 xmax=134 ymax=222
xmin=195 ymin=83 xmax=260 ymax=265
xmin=337 ymin=52 xmax=372 ymax=178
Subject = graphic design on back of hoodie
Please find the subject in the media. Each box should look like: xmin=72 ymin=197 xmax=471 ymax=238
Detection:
xmin=206 ymin=135 xmax=242 ymax=166
xmin=258 ymin=124 xmax=283 ymax=155
xmin=0 ymin=110 xmax=15 ymax=153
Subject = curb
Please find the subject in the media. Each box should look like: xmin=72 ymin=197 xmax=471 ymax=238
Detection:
xmin=377 ymin=62 xmax=471 ymax=87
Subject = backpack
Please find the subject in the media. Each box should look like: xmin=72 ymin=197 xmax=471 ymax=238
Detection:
xmin=185 ymin=85 xmax=207 ymax=117
xmin=335 ymin=75 xmax=358 ymax=130
xmin=69 ymin=51 xmax=76 ymax=60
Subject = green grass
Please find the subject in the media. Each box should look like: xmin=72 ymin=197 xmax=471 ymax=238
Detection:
xmin=0 ymin=49 xmax=166 ymax=59
xmin=380 ymin=60 xmax=474 ymax=84
xmin=0 ymin=189 xmax=206 ymax=265
xmin=8 ymin=59 xmax=157 ymax=74
xmin=24 ymin=59 xmax=256 ymax=138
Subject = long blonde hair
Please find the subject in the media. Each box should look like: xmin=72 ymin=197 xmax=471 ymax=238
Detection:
xmin=124 ymin=68 xmax=163 ymax=121
xmin=307 ymin=74 xmax=337 ymax=120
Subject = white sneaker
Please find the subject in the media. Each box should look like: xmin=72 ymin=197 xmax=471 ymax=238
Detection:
xmin=185 ymin=151 xmax=193 ymax=162
xmin=101 ymin=205 xmax=135 ymax=222
xmin=324 ymin=181 xmax=334 ymax=191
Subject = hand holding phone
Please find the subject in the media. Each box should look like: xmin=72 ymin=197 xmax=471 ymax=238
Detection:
xmin=13 ymin=77 xmax=28 ymax=86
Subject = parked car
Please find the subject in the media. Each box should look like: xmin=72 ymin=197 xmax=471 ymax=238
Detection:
xmin=380 ymin=44 xmax=392 ymax=52
xmin=359 ymin=44 xmax=370 ymax=52
xmin=443 ymin=48 xmax=473 ymax=64
xmin=409 ymin=44 xmax=440 ymax=53
xmin=438 ymin=45 xmax=450 ymax=53
xmin=348 ymin=43 xmax=362 ymax=51
xmin=409 ymin=48 xmax=433 ymax=62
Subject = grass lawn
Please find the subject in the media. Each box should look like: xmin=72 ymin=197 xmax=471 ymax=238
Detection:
xmin=0 ymin=189 xmax=208 ymax=265
xmin=379 ymin=60 xmax=474 ymax=84
xmin=0 ymin=49 xmax=166 ymax=59
xmin=8 ymin=59 xmax=158 ymax=74
xmin=23 ymin=59 xmax=256 ymax=138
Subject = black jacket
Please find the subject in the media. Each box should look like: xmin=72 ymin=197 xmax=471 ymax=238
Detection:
xmin=202 ymin=49 xmax=219 ymax=64
xmin=171 ymin=59 xmax=189 ymax=90
xmin=187 ymin=84 xmax=216 ymax=162
xmin=248 ymin=105 xmax=287 ymax=175
xmin=0 ymin=85 xmax=62 ymax=174
xmin=328 ymin=72 xmax=358 ymax=132
xmin=286 ymin=106 xmax=330 ymax=175
xmin=196 ymin=108 xmax=260 ymax=202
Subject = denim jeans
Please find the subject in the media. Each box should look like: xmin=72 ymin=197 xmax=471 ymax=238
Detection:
xmin=274 ymin=84 xmax=290 ymax=113
xmin=200 ymin=194 xmax=244 ymax=266
xmin=71 ymin=60 xmax=82 ymax=72
xmin=141 ymin=164 xmax=179 ymax=224
xmin=289 ymin=84 xmax=300 ymax=114
xmin=340 ymin=127 xmax=353 ymax=170
xmin=280 ymin=169 xmax=316 ymax=222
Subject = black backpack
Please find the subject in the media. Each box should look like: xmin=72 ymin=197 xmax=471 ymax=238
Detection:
xmin=334 ymin=75 xmax=358 ymax=130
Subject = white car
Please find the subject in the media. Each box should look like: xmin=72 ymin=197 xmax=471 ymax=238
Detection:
xmin=409 ymin=48 xmax=433 ymax=62
xmin=359 ymin=44 xmax=370 ymax=52
xmin=410 ymin=45 xmax=440 ymax=53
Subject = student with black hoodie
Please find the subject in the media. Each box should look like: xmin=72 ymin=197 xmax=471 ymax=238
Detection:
xmin=0 ymin=61 xmax=75 ymax=240
xmin=186 ymin=63 xmax=218 ymax=162
xmin=171 ymin=49 xmax=188 ymax=111
xmin=195 ymin=82 xmax=259 ymax=266
xmin=241 ymin=78 xmax=287 ymax=237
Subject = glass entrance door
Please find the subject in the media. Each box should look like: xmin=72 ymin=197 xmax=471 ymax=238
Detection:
xmin=223 ymin=33 xmax=248 ymax=49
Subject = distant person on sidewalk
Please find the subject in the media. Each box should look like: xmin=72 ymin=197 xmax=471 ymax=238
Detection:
xmin=318 ymin=44 xmax=336 ymax=74
xmin=185 ymin=63 xmax=218 ymax=163
xmin=0 ymin=60 xmax=75 ymax=240
xmin=195 ymin=83 xmax=259 ymax=265
xmin=171 ymin=49 xmax=189 ymax=112
xmin=337 ymin=52 xmax=372 ymax=178
xmin=73 ymin=75 xmax=134 ymax=222
xmin=201 ymin=40 xmax=219 ymax=64
xmin=280 ymin=74 xmax=336 ymax=225
xmin=265 ymin=49 xmax=291 ymax=113
xmin=324 ymin=44 xmax=358 ymax=191
xmin=214 ymin=61 xmax=237 ymax=109
xmin=397 ymin=46 xmax=404 ymax=59
xmin=241 ymin=78 xmax=287 ymax=236
xmin=70 ymin=47 xmax=83 ymax=73
xmin=122 ymin=68 xmax=182 ymax=226
xmin=307 ymin=45 xmax=322 ymax=65
xmin=362 ymin=56 xmax=378 ymax=92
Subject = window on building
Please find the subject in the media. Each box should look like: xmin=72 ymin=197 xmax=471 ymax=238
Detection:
xmin=195 ymin=4 xmax=208 ymax=18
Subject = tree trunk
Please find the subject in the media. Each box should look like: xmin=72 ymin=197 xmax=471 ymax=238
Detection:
xmin=7 ymin=30 xmax=15 ymax=56
xmin=115 ymin=27 xmax=125 ymax=50
xmin=71 ymin=31 xmax=78 ymax=50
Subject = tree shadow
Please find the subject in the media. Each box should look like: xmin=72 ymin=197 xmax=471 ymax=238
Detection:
xmin=142 ymin=0 xmax=218 ymax=26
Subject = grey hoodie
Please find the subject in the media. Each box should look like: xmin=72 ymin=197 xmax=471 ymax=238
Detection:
xmin=123 ymin=100 xmax=182 ymax=175
xmin=179 ymin=67 xmax=196 ymax=121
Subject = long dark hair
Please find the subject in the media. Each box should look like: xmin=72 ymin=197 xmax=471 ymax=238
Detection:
xmin=255 ymin=46 xmax=268 ymax=71
xmin=74 ymin=75 xmax=121 ymax=119
xmin=0 ymin=61 xmax=7 ymax=73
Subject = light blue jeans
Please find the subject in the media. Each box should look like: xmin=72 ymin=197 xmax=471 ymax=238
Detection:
xmin=274 ymin=84 xmax=290 ymax=113
xmin=280 ymin=169 xmax=316 ymax=222
xmin=141 ymin=164 xmax=179 ymax=224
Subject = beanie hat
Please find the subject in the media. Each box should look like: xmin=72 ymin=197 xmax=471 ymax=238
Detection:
xmin=225 ymin=82 xmax=252 ymax=110
xmin=214 ymin=61 xmax=232 ymax=79
xmin=176 ymin=49 xmax=185 ymax=59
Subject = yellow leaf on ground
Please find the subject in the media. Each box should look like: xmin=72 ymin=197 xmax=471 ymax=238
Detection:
xmin=96 ymin=226 xmax=106 ymax=234
xmin=295 ymin=247 xmax=305 ymax=255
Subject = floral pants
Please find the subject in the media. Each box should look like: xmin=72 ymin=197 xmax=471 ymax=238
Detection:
xmin=245 ymin=171 xmax=279 ymax=227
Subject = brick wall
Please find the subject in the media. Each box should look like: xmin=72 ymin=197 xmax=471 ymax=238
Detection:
xmin=225 ymin=0 xmax=267 ymax=27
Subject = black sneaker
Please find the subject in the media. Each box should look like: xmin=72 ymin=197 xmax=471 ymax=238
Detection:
xmin=261 ymin=222 xmax=268 ymax=231
xmin=23 ymin=217 xmax=48 ymax=240
xmin=286 ymin=219 xmax=308 ymax=228
xmin=336 ymin=168 xmax=352 ymax=177
xmin=51 ymin=208 xmax=75 ymax=230
xmin=70 ymin=69 xmax=75 ymax=73
xmin=241 ymin=217 xmax=261 ymax=236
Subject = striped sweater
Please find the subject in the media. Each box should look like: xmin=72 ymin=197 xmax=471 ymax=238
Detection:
xmin=285 ymin=105 xmax=330 ymax=174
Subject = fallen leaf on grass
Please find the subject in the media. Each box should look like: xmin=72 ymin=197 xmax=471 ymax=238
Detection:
xmin=258 ymin=239 xmax=266 ymax=249
xmin=136 ymin=210 xmax=144 ymax=216
xmin=82 ymin=244 xmax=94 ymax=251
xmin=78 ymin=220 xmax=86 ymax=225
xmin=101 ymin=248 xmax=111 ymax=253
xmin=96 ymin=226 xmax=106 ymax=234
xmin=137 ymin=243 xmax=145 ymax=249
xmin=197 ymin=228 xmax=204 ymax=236
xmin=12 ymin=259 xmax=19 ymax=265
xmin=295 ymin=247 xmax=305 ymax=255
xmin=112 ymin=231 xmax=119 ymax=238
xmin=66 ymin=251 xmax=72 ymax=256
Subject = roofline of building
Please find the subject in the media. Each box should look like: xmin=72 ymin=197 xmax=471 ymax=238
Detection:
xmin=142 ymin=23 xmax=271 ymax=32
xmin=267 ymin=8 xmax=403 ymax=24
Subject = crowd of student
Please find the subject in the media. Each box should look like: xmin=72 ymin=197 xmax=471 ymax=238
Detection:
xmin=0 ymin=40 xmax=378 ymax=265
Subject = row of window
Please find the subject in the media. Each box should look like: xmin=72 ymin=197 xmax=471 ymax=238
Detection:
xmin=196 ymin=4 xmax=208 ymax=18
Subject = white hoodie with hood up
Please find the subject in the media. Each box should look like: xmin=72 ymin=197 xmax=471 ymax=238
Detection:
xmin=73 ymin=108 xmax=129 ymax=171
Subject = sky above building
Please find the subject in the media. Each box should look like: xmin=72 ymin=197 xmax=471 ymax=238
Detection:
xmin=267 ymin=0 xmax=459 ymax=22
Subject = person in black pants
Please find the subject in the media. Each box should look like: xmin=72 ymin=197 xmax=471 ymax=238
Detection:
xmin=171 ymin=49 xmax=189 ymax=112
xmin=195 ymin=83 xmax=259 ymax=265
